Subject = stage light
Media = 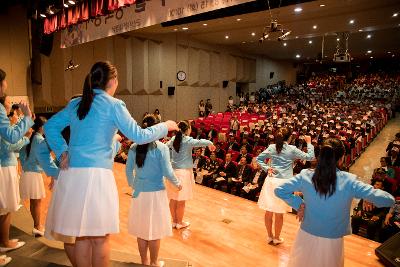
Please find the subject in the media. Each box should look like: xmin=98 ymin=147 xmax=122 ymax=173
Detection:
xmin=366 ymin=34 xmax=371 ymax=39
xmin=349 ymin=19 xmax=355 ymax=24
xmin=251 ymin=32 xmax=256 ymax=36
xmin=40 ymin=13 xmax=46 ymax=18
xmin=294 ymin=7 xmax=302 ymax=13
xmin=283 ymin=42 xmax=287 ymax=46
xmin=313 ymin=25 xmax=317 ymax=29
xmin=393 ymin=13 xmax=398 ymax=17
xmin=203 ymin=23 xmax=207 ymax=26
xmin=68 ymin=0 xmax=75 ymax=4
xmin=64 ymin=3 xmax=68 ymax=7
xmin=308 ymin=40 xmax=313 ymax=44
xmin=237 ymin=18 xmax=241 ymax=21
xmin=225 ymin=35 xmax=229 ymax=39
xmin=296 ymin=54 xmax=301 ymax=58
xmin=367 ymin=50 xmax=372 ymax=54
xmin=182 ymin=27 xmax=189 ymax=30
xmin=319 ymin=4 xmax=325 ymax=7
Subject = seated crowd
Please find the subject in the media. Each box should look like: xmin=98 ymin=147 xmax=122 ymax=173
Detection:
xmin=114 ymin=72 xmax=400 ymax=242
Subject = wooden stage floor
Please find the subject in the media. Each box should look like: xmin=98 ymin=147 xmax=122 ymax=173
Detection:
xmin=31 ymin=163 xmax=383 ymax=267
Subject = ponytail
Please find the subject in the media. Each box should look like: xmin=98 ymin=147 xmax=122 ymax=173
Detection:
xmin=173 ymin=120 xmax=190 ymax=153
xmin=77 ymin=73 xmax=94 ymax=120
xmin=77 ymin=61 xmax=117 ymax=120
xmin=26 ymin=116 xmax=47 ymax=158
xmin=136 ymin=115 xmax=157 ymax=167
xmin=275 ymin=127 xmax=290 ymax=154
xmin=312 ymin=138 xmax=345 ymax=198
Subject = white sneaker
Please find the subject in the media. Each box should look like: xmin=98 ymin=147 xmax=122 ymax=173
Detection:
xmin=32 ymin=228 xmax=44 ymax=237
xmin=266 ymin=237 xmax=273 ymax=244
xmin=273 ymin=238 xmax=284 ymax=245
xmin=0 ymin=256 xmax=11 ymax=266
xmin=176 ymin=221 xmax=190 ymax=229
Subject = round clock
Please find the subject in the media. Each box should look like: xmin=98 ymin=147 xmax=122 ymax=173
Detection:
xmin=177 ymin=71 xmax=186 ymax=81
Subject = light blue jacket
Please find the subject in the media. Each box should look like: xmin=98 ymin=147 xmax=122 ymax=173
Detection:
xmin=44 ymin=89 xmax=168 ymax=170
xmin=166 ymin=135 xmax=212 ymax=169
xmin=125 ymin=141 xmax=180 ymax=198
xmin=0 ymin=104 xmax=33 ymax=144
xmin=256 ymin=143 xmax=314 ymax=179
xmin=0 ymin=136 xmax=29 ymax=167
xmin=275 ymin=169 xmax=395 ymax=238
xmin=19 ymin=133 xmax=59 ymax=178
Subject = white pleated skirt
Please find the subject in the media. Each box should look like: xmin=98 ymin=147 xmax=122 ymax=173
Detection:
xmin=166 ymin=169 xmax=194 ymax=201
xmin=288 ymin=228 xmax=344 ymax=267
xmin=0 ymin=166 xmax=20 ymax=215
xmin=45 ymin=168 xmax=119 ymax=242
xmin=128 ymin=190 xmax=172 ymax=241
xmin=257 ymin=177 xmax=291 ymax=213
xmin=19 ymin=171 xmax=46 ymax=200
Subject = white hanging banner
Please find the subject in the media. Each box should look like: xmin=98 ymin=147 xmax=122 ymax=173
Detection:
xmin=61 ymin=0 xmax=255 ymax=48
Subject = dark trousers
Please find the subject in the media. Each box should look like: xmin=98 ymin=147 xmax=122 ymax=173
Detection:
xmin=351 ymin=216 xmax=382 ymax=241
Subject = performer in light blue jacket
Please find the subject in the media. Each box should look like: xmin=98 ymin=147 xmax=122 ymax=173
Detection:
xmin=125 ymin=115 xmax=181 ymax=267
xmin=19 ymin=116 xmax=59 ymax=238
xmin=0 ymin=104 xmax=30 ymax=256
xmin=43 ymin=61 xmax=178 ymax=267
xmin=256 ymin=127 xmax=314 ymax=245
xmin=166 ymin=120 xmax=214 ymax=229
xmin=0 ymin=69 xmax=33 ymax=144
xmin=275 ymin=138 xmax=394 ymax=267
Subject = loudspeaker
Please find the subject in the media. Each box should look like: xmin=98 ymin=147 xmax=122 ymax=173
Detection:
xmin=375 ymin=232 xmax=400 ymax=267
xmin=40 ymin=33 xmax=54 ymax=57
xmin=168 ymin=86 xmax=175 ymax=96
xmin=222 ymin=80 xmax=229 ymax=88
xmin=270 ymin=72 xmax=274 ymax=79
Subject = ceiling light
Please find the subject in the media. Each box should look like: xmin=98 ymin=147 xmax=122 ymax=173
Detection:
xmin=366 ymin=34 xmax=371 ymax=39
xmin=296 ymin=54 xmax=301 ymax=58
xmin=358 ymin=29 xmax=363 ymax=32
xmin=242 ymin=41 xmax=246 ymax=44
xmin=225 ymin=35 xmax=229 ymax=39
xmin=393 ymin=13 xmax=398 ymax=17
xmin=294 ymin=7 xmax=302 ymax=13
xmin=251 ymin=32 xmax=256 ymax=36
xmin=392 ymin=54 xmax=395 ymax=57
xmin=182 ymin=27 xmax=189 ymax=30
xmin=295 ymin=36 xmax=299 ymax=39
xmin=387 ymin=51 xmax=392 ymax=54
xmin=63 ymin=3 xmax=68 ymax=7
xmin=173 ymin=28 xmax=178 ymax=31
xmin=313 ymin=25 xmax=317 ymax=29
xmin=336 ymin=38 xmax=340 ymax=41
xmin=320 ymin=4 xmax=325 ymax=7
xmin=370 ymin=56 xmax=373 ymax=59
xmin=367 ymin=50 xmax=372 ymax=53
xmin=40 ymin=13 xmax=46 ymax=18
xmin=308 ymin=40 xmax=313 ymax=44
xmin=68 ymin=0 xmax=75 ymax=4
xmin=349 ymin=19 xmax=355 ymax=24
xmin=203 ymin=23 xmax=207 ymax=26
xmin=283 ymin=42 xmax=287 ymax=46
xmin=237 ymin=18 xmax=241 ymax=21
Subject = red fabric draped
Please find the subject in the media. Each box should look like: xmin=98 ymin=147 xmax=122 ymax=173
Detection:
xmin=43 ymin=0 xmax=138 ymax=34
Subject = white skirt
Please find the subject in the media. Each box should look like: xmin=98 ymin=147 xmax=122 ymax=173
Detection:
xmin=45 ymin=168 xmax=119 ymax=240
xmin=288 ymin=228 xmax=344 ymax=267
xmin=257 ymin=177 xmax=291 ymax=213
xmin=0 ymin=166 xmax=20 ymax=215
xmin=19 ymin=171 xmax=46 ymax=200
xmin=166 ymin=169 xmax=194 ymax=201
xmin=128 ymin=190 xmax=172 ymax=241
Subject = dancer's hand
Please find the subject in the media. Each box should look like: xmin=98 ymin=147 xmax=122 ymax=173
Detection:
xmin=49 ymin=177 xmax=55 ymax=190
xmin=208 ymin=144 xmax=216 ymax=151
xmin=19 ymin=100 xmax=33 ymax=118
xmin=304 ymin=135 xmax=312 ymax=144
xmin=267 ymin=168 xmax=276 ymax=177
xmin=297 ymin=203 xmax=305 ymax=222
xmin=60 ymin=151 xmax=69 ymax=170
xmin=164 ymin=120 xmax=179 ymax=132
xmin=363 ymin=200 xmax=374 ymax=211
xmin=114 ymin=134 xmax=122 ymax=142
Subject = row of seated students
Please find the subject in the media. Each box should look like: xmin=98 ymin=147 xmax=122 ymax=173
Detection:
xmin=351 ymin=132 xmax=400 ymax=243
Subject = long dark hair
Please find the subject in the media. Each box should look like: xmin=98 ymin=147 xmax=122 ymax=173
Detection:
xmin=0 ymin=68 xmax=6 ymax=83
xmin=0 ymin=94 xmax=6 ymax=105
xmin=275 ymin=127 xmax=291 ymax=154
xmin=77 ymin=61 xmax=117 ymax=120
xmin=26 ymin=116 xmax=47 ymax=158
xmin=136 ymin=115 xmax=157 ymax=168
xmin=312 ymin=138 xmax=345 ymax=198
xmin=173 ymin=120 xmax=190 ymax=153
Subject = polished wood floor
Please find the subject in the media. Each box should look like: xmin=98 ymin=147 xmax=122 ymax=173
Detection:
xmin=26 ymin=114 xmax=400 ymax=267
